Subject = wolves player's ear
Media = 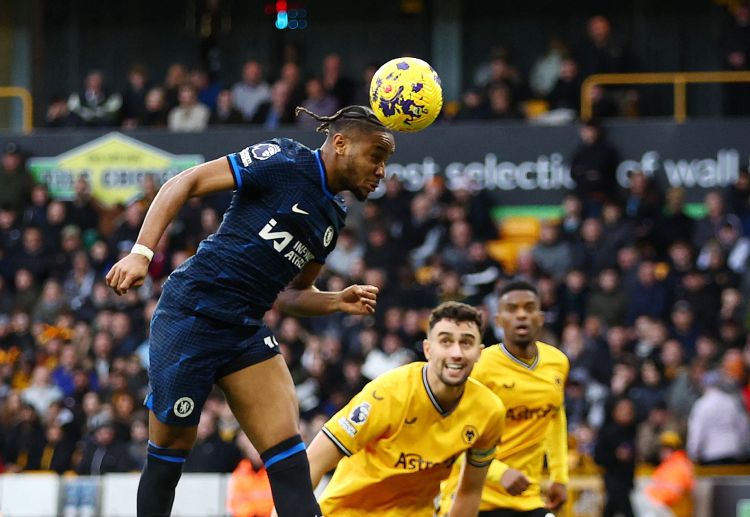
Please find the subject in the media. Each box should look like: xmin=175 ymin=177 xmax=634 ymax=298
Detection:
xmin=421 ymin=338 xmax=432 ymax=359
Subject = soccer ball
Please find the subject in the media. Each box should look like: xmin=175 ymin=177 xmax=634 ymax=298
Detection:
xmin=369 ymin=57 xmax=443 ymax=132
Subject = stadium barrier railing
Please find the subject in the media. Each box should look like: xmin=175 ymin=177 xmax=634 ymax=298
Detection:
xmin=580 ymin=70 xmax=750 ymax=123
xmin=0 ymin=86 xmax=33 ymax=133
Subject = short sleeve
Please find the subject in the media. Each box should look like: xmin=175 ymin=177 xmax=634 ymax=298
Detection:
xmin=467 ymin=394 xmax=505 ymax=468
xmin=226 ymin=141 xmax=293 ymax=194
xmin=321 ymin=378 xmax=400 ymax=457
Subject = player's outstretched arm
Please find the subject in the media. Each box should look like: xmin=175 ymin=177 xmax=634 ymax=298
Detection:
xmin=276 ymin=262 xmax=379 ymax=316
xmin=307 ymin=431 xmax=346 ymax=489
xmin=106 ymin=158 xmax=235 ymax=295
xmin=448 ymin=462 xmax=491 ymax=517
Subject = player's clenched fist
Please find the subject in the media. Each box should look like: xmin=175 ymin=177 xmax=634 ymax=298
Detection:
xmin=106 ymin=253 xmax=150 ymax=296
xmin=500 ymin=468 xmax=531 ymax=495
xmin=336 ymin=284 xmax=379 ymax=315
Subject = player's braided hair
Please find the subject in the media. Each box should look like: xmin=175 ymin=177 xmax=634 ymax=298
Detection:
xmin=295 ymin=105 xmax=388 ymax=135
xmin=428 ymin=301 xmax=484 ymax=333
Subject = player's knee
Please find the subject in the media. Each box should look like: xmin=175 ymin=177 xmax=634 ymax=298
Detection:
xmin=147 ymin=441 xmax=191 ymax=465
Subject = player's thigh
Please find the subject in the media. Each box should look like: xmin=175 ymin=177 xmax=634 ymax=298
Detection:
xmin=148 ymin=410 xmax=198 ymax=450
xmin=216 ymin=354 xmax=299 ymax=453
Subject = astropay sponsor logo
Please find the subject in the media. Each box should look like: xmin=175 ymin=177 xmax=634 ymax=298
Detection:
xmin=372 ymin=148 xmax=743 ymax=196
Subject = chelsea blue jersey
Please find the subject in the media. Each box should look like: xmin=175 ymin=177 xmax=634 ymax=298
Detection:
xmin=163 ymin=138 xmax=347 ymax=326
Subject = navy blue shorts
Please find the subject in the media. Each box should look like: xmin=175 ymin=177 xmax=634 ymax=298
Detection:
xmin=145 ymin=296 xmax=280 ymax=426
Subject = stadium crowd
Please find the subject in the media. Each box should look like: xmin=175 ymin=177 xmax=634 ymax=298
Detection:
xmin=40 ymin=6 xmax=750 ymax=133
xmin=1 ymin=119 xmax=750 ymax=491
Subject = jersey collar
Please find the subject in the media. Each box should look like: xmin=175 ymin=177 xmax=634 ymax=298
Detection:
xmin=313 ymin=149 xmax=336 ymax=200
xmin=499 ymin=342 xmax=539 ymax=370
xmin=421 ymin=365 xmax=452 ymax=417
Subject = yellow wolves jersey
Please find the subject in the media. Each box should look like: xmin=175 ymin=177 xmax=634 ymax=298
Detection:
xmin=440 ymin=342 xmax=569 ymax=513
xmin=320 ymin=361 xmax=506 ymax=517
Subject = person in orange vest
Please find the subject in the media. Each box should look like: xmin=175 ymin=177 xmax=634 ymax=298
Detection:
xmin=633 ymin=431 xmax=694 ymax=517
xmin=227 ymin=432 xmax=274 ymax=517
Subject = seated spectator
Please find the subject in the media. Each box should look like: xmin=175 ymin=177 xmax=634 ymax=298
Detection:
xmin=453 ymin=88 xmax=488 ymax=121
xmin=209 ymin=89 xmax=244 ymax=126
xmin=322 ymin=53 xmax=356 ymax=108
xmin=168 ymin=83 xmax=210 ymax=132
xmin=547 ymin=57 xmax=582 ymax=112
xmin=67 ymin=70 xmax=122 ymax=127
xmin=120 ymin=64 xmax=151 ymax=128
xmin=0 ymin=142 xmax=33 ymax=214
xmin=75 ymin=421 xmax=131 ymax=474
xmin=485 ymin=83 xmax=522 ymax=120
xmin=183 ymin=410 xmax=242 ymax=473
xmin=22 ymin=366 xmax=62 ymax=418
xmin=190 ymin=68 xmax=221 ymax=110
xmin=296 ymin=77 xmax=338 ymax=129
xmin=45 ymin=96 xmax=84 ymax=128
xmin=251 ymin=80 xmax=294 ymax=128
xmin=163 ymin=63 xmax=188 ymax=110
xmin=232 ymin=60 xmax=271 ymax=121
xmin=140 ymin=87 xmax=169 ymax=128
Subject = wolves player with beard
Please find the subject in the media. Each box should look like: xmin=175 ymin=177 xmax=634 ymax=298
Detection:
xmin=106 ymin=105 xmax=395 ymax=517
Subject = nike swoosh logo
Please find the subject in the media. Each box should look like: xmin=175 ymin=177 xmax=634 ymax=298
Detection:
xmin=502 ymin=383 xmax=515 ymax=389
xmin=372 ymin=390 xmax=384 ymax=401
xmin=405 ymin=417 xmax=418 ymax=425
xmin=292 ymin=203 xmax=309 ymax=215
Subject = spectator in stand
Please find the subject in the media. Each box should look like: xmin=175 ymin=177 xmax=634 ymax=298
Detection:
xmin=21 ymin=366 xmax=62 ymax=422
xmin=530 ymin=36 xmax=569 ymax=98
xmin=635 ymin=401 xmax=682 ymax=465
xmin=453 ymin=88 xmax=488 ymax=121
xmin=109 ymin=202 xmax=144 ymax=255
xmin=279 ymin=62 xmax=305 ymax=117
xmin=485 ymin=83 xmax=523 ymax=120
xmin=167 ymin=83 xmax=210 ymax=132
xmin=532 ymin=220 xmax=573 ymax=282
xmin=0 ymin=142 xmax=33 ymax=214
xmin=232 ymin=60 xmax=271 ymax=121
xmin=595 ymin=397 xmax=637 ymax=517
xmin=3 ymin=402 xmax=45 ymax=471
xmin=657 ymin=187 xmax=695 ymax=253
xmin=45 ymin=96 xmax=84 ymax=128
xmin=720 ymin=1 xmax=750 ymax=115
xmin=64 ymin=176 xmax=98 ymax=233
xmin=321 ymin=53 xmax=355 ymax=108
xmin=209 ymin=89 xmax=244 ymax=126
xmin=76 ymin=421 xmax=131 ymax=474
xmin=587 ymin=268 xmax=628 ymax=328
xmin=41 ymin=423 xmax=75 ymax=473
xmin=698 ymin=218 xmax=750 ymax=274
xmin=251 ymin=80 xmax=294 ymax=128
xmin=190 ymin=68 xmax=221 ymax=111
xmin=569 ymin=119 xmax=620 ymax=217
xmin=296 ymin=77 xmax=338 ymax=129
xmin=183 ymin=410 xmax=243 ymax=473
xmin=624 ymin=170 xmax=662 ymax=246
xmin=547 ymin=57 xmax=582 ymax=113
xmin=724 ymin=168 xmax=750 ymax=233
xmin=687 ymin=369 xmax=750 ymax=464
xmin=578 ymin=15 xmax=637 ymax=116
xmin=140 ymin=87 xmax=169 ymax=128
xmin=163 ymin=63 xmax=188 ymax=110
xmin=120 ymin=64 xmax=151 ymax=128
xmin=693 ymin=190 xmax=738 ymax=249
xmin=67 ymin=70 xmax=122 ymax=127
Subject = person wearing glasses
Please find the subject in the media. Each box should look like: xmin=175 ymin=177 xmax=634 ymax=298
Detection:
xmin=106 ymin=105 xmax=396 ymax=517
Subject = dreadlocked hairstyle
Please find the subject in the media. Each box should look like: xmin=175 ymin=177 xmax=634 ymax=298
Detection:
xmin=295 ymin=105 xmax=389 ymax=135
